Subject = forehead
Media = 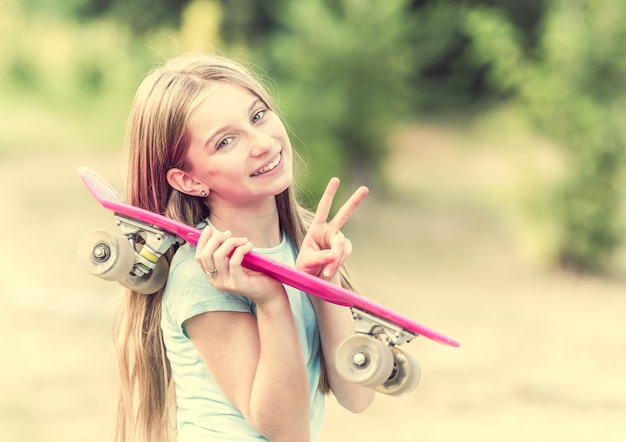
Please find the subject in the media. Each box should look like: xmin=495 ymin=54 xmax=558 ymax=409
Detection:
xmin=187 ymin=83 xmax=261 ymax=142
xmin=193 ymin=81 xmax=257 ymax=110
xmin=190 ymin=83 xmax=258 ymax=122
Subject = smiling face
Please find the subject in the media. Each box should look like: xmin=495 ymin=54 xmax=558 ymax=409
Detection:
xmin=169 ymin=82 xmax=294 ymax=213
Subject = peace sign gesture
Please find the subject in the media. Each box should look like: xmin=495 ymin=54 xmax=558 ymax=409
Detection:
xmin=296 ymin=178 xmax=369 ymax=280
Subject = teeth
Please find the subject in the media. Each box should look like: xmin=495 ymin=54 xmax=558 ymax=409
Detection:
xmin=252 ymin=153 xmax=281 ymax=176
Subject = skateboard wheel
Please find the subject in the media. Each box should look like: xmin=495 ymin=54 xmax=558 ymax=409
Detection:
xmin=78 ymin=229 xmax=135 ymax=281
xmin=335 ymin=335 xmax=394 ymax=388
xmin=119 ymin=254 xmax=169 ymax=295
xmin=374 ymin=347 xmax=421 ymax=396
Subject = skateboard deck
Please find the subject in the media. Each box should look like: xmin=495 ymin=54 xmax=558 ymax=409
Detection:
xmin=78 ymin=167 xmax=459 ymax=348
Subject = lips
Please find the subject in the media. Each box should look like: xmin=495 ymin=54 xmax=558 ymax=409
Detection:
xmin=251 ymin=151 xmax=282 ymax=177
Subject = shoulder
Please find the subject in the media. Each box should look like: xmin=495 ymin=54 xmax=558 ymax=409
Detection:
xmin=168 ymin=243 xmax=202 ymax=284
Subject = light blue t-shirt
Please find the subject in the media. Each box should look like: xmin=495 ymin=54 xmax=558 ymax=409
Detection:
xmin=161 ymin=233 xmax=325 ymax=441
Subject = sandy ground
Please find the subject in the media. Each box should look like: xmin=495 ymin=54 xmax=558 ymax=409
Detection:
xmin=1 ymin=127 xmax=625 ymax=441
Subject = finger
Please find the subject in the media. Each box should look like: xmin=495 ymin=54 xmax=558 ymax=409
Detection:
xmin=300 ymin=250 xmax=336 ymax=275
xmin=311 ymin=177 xmax=341 ymax=225
xmin=197 ymin=230 xmax=231 ymax=275
xmin=337 ymin=237 xmax=352 ymax=269
xmin=323 ymin=234 xmax=349 ymax=278
xmin=195 ymin=227 xmax=216 ymax=272
xmin=329 ymin=185 xmax=369 ymax=230
xmin=228 ymin=240 xmax=253 ymax=274
xmin=221 ymin=240 xmax=255 ymax=292
xmin=212 ymin=235 xmax=247 ymax=271
xmin=195 ymin=224 xmax=214 ymax=254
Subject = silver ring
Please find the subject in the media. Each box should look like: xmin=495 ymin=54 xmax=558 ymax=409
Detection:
xmin=205 ymin=268 xmax=218 ymax=279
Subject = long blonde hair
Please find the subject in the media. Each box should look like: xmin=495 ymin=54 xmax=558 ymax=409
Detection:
xmin=114 ymin=53 xmax=354 ymax=441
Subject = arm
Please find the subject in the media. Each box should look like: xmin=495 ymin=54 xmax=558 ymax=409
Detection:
xmin=189 ymin=231 xmax=311 ymax=441
xmin=310 ymin=280 xmax=376 ymax=412
xmin=296 ymin=178 xmax=376 ymax=413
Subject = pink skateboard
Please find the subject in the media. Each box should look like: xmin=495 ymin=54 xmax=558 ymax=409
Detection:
xmin=78 ymin=167 xmax=458 ymax=396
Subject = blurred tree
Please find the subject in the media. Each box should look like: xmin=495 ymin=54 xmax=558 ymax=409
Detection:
xmin=0 ymin=0 xmax=155 ymax=154
xmin=19 ymin=0 xmax=92 ymax=17
xmin=179 ymin=0 xmax=223 ymax=52
xmin=2 ymin=1 xmax=140 ymax=102
xmin=463 ymin=1 xmax=626 ymax=272
xmin=217 ymin=0 xmax=288 ymax=46
xmin=523 ymin=0 xmax=626 ymax=272
xmin=21 ymin=0 xmax=548 ymax=112
xmin=74 ymin=0 xmax=190 ymax=34
xmin=407 ymin=0 xmax=547 ymax=112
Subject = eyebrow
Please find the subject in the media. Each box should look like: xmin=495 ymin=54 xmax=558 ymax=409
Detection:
xmin=249 ymin=97 xmax=263 ymax=113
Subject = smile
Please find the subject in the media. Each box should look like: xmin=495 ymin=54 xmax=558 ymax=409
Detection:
xmin=251 ymin=152 xmax=282 ymax=177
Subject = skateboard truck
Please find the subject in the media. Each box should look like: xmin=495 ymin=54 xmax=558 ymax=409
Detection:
xmin=351 ymin=308 xmax=417 ymax=346
xmin=114 ymin=214 xmax=180 ymax=277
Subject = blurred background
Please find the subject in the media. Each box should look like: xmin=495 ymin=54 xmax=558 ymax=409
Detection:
xmin=1 ymin=0 xmax=625 ymax=441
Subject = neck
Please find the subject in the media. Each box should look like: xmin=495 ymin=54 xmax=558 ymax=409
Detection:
xmin=208 ymin=198 xmax=282 ymax=248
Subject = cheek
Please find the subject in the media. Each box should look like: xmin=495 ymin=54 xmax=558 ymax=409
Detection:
xmin=284 ymin=149 xmax=294 ymax=169
xmin=280 ymin=131 xmax=293 ymax=155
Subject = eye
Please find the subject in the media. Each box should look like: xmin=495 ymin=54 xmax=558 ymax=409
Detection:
xmin=251 ymin=110 xmax=266 ymax=124
xmin=217 ymin=137 xmax=233 ymax=150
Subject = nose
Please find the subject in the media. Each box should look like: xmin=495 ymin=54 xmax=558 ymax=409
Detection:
xmin=248 ymin=129 xmax=273 ymax=157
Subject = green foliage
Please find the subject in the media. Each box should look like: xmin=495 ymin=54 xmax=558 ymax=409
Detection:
xmin=1 ymin=4 xmax=141 ymax=102
xmin=0 ymin=0 xmax=160 ymax=153
xmin=463 ymin=7 xmax=525 ymax=95
xmin=407 ymin=0 xmax=546 ymax=112
xmin=19 ymin=0 xmax=92 ymax=17
xmin=521 ymin=0 xmax=626 ymax=272
xmin=217 ymin=0 xmax=288 ymax=45
xmin=74 ymin=0 xmax=189 ymax=35
xmin=408 ymin=3 xmax=485 ymax=111
xmin=462 ymin=1 xmax=626 ymax=272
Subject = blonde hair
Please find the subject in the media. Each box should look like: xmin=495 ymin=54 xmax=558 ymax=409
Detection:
xmin=114 ymin=53 xmax=354 ymax=441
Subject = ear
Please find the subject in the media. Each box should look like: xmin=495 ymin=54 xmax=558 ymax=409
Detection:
xmin=166 ymin=168 xmax=209 ymax=197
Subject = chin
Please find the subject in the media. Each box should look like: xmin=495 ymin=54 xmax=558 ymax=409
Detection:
xmin=275 ymin=177 xmax=293 ymax=195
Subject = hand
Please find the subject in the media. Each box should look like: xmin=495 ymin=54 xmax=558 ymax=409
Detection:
xmin=196 ymin=228 xmax=286 ymax=304
xmin=296 ymin=178 xmax=369 ymax=279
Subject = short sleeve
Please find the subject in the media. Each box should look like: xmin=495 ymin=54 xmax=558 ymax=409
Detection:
xmin=162 ymin=243 xmax=254 ymax=338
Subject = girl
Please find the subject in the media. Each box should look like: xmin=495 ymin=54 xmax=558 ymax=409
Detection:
xmin=115 ymin=53 xmax=376 ymax=442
